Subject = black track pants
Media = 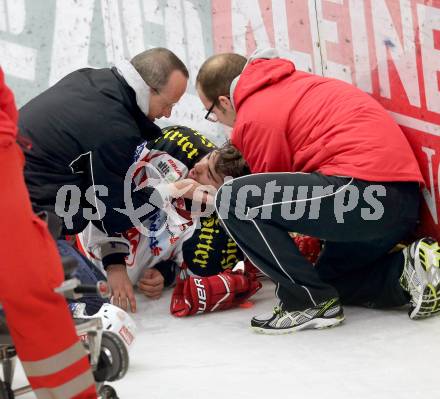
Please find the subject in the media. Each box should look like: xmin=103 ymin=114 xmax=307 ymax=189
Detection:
xmin=215 ymin=172 xmax=420 ymax=310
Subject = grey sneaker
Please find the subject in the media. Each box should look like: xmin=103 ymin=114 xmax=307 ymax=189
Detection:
xmin=251 ymin=298 xmax=344 ymax=334
xmin=400 ymin=237 xmax=440 ymax=319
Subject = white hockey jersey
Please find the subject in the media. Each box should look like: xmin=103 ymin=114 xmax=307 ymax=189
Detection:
xmin=78 ymin=134 xmax=205 ymax=283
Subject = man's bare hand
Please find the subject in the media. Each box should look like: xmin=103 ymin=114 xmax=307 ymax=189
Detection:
xmin=169 ymin=178 xmax=202 ymax=200
xmin=169 ymin=179 xmax=216 ymax=216
xmin=138 ymin=268 xmax=165 ymax=300
xmin=107 ymin=264 xmax=136 ymax=313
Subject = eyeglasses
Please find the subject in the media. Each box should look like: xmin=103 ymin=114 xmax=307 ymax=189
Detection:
xmin=151 ymin=87 xmax=177 ymax=109
xmin=204 ymin=100 xmax=218 ymax=123
xmin=204 ymin=95 xmax=231 ymax=123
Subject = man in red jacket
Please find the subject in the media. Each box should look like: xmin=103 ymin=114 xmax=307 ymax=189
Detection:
xmin=0 ymin=67 xmax=97 ymax=398
xmin=196 ymin=48 xmax=440 ymax=334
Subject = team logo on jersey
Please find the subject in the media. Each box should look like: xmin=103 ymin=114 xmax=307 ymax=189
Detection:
xmin=133 ymin=141 xmax=148 ymax=162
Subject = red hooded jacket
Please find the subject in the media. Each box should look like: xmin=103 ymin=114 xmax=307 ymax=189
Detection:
xmin=231 ymin=58 xmax=424 ymax=184
xmin=0 ymin=68 xmax=18 ymax=139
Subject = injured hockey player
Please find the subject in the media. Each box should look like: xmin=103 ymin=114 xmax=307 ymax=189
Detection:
xmin=76 ymin=125 xmax=264 ymax=316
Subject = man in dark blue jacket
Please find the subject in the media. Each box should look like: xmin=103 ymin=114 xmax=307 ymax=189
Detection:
xmin=18 ymin=47 xmax=188 ymax=313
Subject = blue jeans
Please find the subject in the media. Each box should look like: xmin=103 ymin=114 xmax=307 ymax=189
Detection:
xmin=57 ymin=240 xmax=109 ymax=314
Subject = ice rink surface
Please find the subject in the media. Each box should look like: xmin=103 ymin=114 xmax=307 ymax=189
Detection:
xmin=17 ymin=280 xmax=440 ymax=399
